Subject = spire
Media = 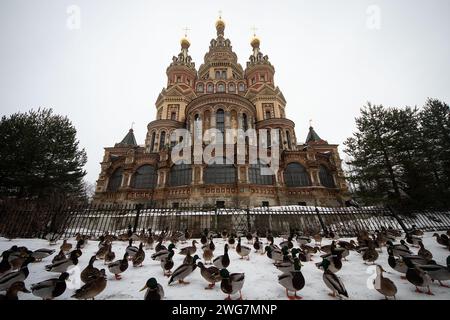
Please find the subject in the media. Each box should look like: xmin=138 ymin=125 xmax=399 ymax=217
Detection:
xmin=216 ymin=11 xmax=225 ymax=36
xmin=167 ymin=28 xmax=195 ymax=71
xmin=116 ymin=128 xmax=138 ymax=147
xmin=305 ymin=124 xmax=326 ymax=144
xmin=246 ymin=28 xmax=272 ymax=69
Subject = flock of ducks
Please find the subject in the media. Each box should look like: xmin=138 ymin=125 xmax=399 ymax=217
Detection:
xmin=0 ymin=226 xmax=449 ymax=300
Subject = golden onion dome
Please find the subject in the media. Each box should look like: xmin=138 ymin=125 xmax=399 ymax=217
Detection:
xmin=180 ymin=36 xmax=190 ymax=49
xmin=251 ymin=35 xmax=260 ymax=48
xmin=215 ymin=17 xmax=226 ymax=29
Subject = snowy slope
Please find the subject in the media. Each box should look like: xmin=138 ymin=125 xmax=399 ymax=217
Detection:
xmin=0 ymin=232 xmax=449 ymax=300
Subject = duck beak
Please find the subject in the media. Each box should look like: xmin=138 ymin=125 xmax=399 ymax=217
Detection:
xmin=139 ymin=285 xmax=147 ymax=292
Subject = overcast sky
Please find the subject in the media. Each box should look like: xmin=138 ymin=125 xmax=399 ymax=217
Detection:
xmin=1 ymin=0 xmax=449 ymax=185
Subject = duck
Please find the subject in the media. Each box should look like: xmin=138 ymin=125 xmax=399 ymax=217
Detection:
xmin=31 ymin=272 xmax=69 ymax=300
xmin=208 ymin=238 xmax=215 ymax=252
xmin=220 ymin=269 xmax=245 ymax=300
xmin=117 ymin=225 xmax=133 ymax=241
xmin=316 ymin=251 xmax=342 ymax=274
xmin=151 ymin=243 xmax=176 ymax=261
xmin=140 ymin=277 xmax=164 ymax=300
xmin=198 ymin=261 xmax=222 ymax=289
xmin=418 ymin=241 xmax=433 ymax=261
xmin=253 ymin=237 xmax=263 ymax=253
xmin=126 ymin=239 xmax=139 ymax=259
xmin=236 ymin=237 xmax=251 ymax=260
xmin=295 ymin=235 xmax=312 ymax=246
xmin=386 ymin=240 xmax=412 ymax=257
xmin=278 ymin=258 xmax=305 ymax=300
xmin=72 ymin=269 xmax=107 ymax=300
xmin=8 ymin=248 xmax=31 ymax=270
xmin=145 ymin=229 xmax=154 ymax=250
xmin=51 ymin=250 xmax=67 ymax=264
xmin=200 ymin=229 xmax=208 ymax=245
xmin=0 ymin=256 xmax=35 ymax=291
xmin=0 ymin=252 xmax=12 ymax=275
xmin=317 ymin=258 xmax=348 ymax=299
xmin=76 ymin=236 xmax=88 ymax=250
xmin=245 ymin=232 xmax=253 ymax=244
xmin=104 ymin=244 xmax=115 ymax=264
xmin=363 ymin=241 xmax=379 ymax=264
xmin=227 ymin=235 xmax=236 ymax=249
xmin=405 ymin=233 xmax=421 ymax=247
xmin=179 ymin=240 xmax=198 ymax=256
xmin=266 ymin=230 xmax=274 ymax=245
xmin=202 ymin=242 xmax=214 ymax=264
xmin=265 ymin=245 xmax=283 ymax=263
xmin=184 ymin=228 xmax=191 ymax=243
xmin=31 ymin=248 xmax=55 ymax=262
xmin=280 ymin=236 xmax=294 ymax=250
xmin=404 ymin=256 xmax=433 ymax=295
xmin=107 ymin=252 xmax=129 ymax=280
xmin=221 ymin=229 xmax=229 ymax=241
xmin=213 ymin=244 xmax=230 ymax=269
xmin=387 ymin=247 xmax=407 ymax=278
xmin=45 ymin=251 xmax=78 ymax=273
xmin=410 ymin=225 xmax=424 ymax=236
xmin=0 ymin=281 xmax=30 ymax=300
xmin=60 ymin=239 xmax=72 ymax=253
xmin=275 ymin=249 xmax=299 ymax=273
xmin=161 ymin=251 xmax=175 ymax=277
xmin=168 ymin=255 xmax=200 ymax=285
xmin=81 ymin=256 xmax=101 ymax=283
xmin=313 ymin=233 xmax=322 ymax=246
xmin=183 ymin=251 xmax=194 ymax=265
xmin=96 ymin=242 xmax=110 ymax=260
xmin=373 ymin=265 xmax=397 ymax=299
xmin=432 ymin=233 xmax=449 ymax=248
xmin=411 ymin=256 xmax=450 ymax=288
xmin=132 ymin=243 xmax=145 ymax=267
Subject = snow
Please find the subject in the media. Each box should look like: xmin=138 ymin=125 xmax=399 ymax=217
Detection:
xmin=1 ymin=232 xmax=449 ymax=300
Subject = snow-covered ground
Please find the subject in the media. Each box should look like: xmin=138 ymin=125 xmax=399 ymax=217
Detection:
xmin=1 ymin=232 xmax=449 ymax=300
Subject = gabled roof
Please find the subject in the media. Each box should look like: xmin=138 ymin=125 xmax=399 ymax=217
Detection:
xmin=115 ymin=129 xmax=137 ymax=147
xmin=305 ymin=126 xmax=326 ymax=144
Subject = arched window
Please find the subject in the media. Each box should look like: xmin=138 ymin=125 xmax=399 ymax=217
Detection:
xmin=229 ymin=83 xmax=235 ymax=92
xmin=216 ymin=109 xmax=225 ymax=134
xmin=197 ymin=83 xmax=204 ymax=92
xmin=217 ymin=83 xmax=225 ymax=92
xmin=107 ymin=168 xmax=123 ymax=191
xmin=249 ymin=160 xmax=274 ymax=185
xmin=150 ymin=132 xmax=156 ymax=152
xmin=266 ymin=130 xmax=271 ymax=148
xmin=159 ymin=131 xmax=166 ymax=151
xmin=207 ymin=83 xmax=214 ymax=93
xmin=204 ymin=157 xmax=236 ymax=184
xmin=169 ymin=163 xmax=192 ymax=186
xmin=194 ymin=114 xmax=202 ymax=139
xmin=319 ymin=165 xmax=335 ymax=188
xmin=131 ymin=165 xmax=157 ymax=189
xmin=242 ymin=113 xmax=248 ymax=131
xmin=238 ymin=83 xmax=245 ymax=92
xmin=284 ymin=163 xmax=310 ymax=187
xmin=286 ymin=130 xmax=292 ymax=149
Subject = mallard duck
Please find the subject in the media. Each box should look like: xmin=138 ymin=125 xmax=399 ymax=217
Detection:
xmin=198 ymin=261 xmax=222 ymax=289
xmin=387 ymin=247 xmax=407 ymax=278
xmin=31 ymin=272 xmax=69 ymax=300
xmin=117 ymin=225 xmax=133 ymax=241
xmin=183 ymin=251 xmax=194 ymax=265
xmin=221 ymin=229 xmax=229 ymax=240
xmin=220 ymin=269 xmax=245 ymax=300
xmin=126 ymin=239 xmax=139 ymax=259
xmin=275 ymin=249 xmax=299 ymax=273
xmin=140 ymin=277 xmax=164 ymax=300
xmin=31 ymin=248 xmax=55 ymax=262
xmin=168 ymin=255 xmax=200 ymax=285
xmin=51 ymin=250 xmax=66 ymax=264
xmin=145 ymin=229 xmax=154 ymax=250
xmin=313 ymin=233 xmax=322 ymax=246
xmin=418 ymin=241 xmax=433 ymax=261
xmin=404 ymin=256 xmax=433 ymax=295
xmin=184 ymin=228 xmax=191 ymax=243
xmin=265 ymin=245 xmax=283 ymax=262
xmin=316 ymin=252 xmax=342 ymax=273
xmin=410 ymin=225 xmax=424 ymax=236
xmin=266 ymin=230 xmax=274 ymax=245
xmin=200 ymin=229 xmax=208 ymax=245
xmin=132 ymin=243 xmax=145 ymax=267
xmin=76 ymin=236 xmax=88 ymax=250
xmin=72 ymin=269 xmax=107 ymax=300
xmin=412 ymin=256 xmax=450 ymax=288
xmin=203 ymin=244 xmax=214 ymax=265
xmin=8 ymin=248 xmax=31 ymax=270
xmin=209 ymin=238 xmax=215 ymax=252
xmin=228 ymin=235 xmax=236 ymax=249
xmin=280 ymin=236 xmax=294 ymax=250
xmin=374 ymin=265 xmax=397 ymax=299
xmin=236 ymin=237 xmax=251 ymax=260
xmin=213 ymin=244 xmax=230 ymax=269
xmin=317 ymin=258 xmax=348 ymax=298
xmin=386 ymin=240 xmax=412 ymax=257
xmin=0 ymin=256 xmax=35 ymax=291
xmin=363 ymin=241 xmax=379 ymax=264
xmin=104 ymin=244 xmax=115 ymax=264
xmin=96 ymin=242 xmax=110 ymax=260
xmin=0 ymin=252 xmax=12 ymax=275
xmin=245 ymin=232 xmax=253 ymax=244
xmin=278 ymin=258 xmax=305 ymax=300
xmin=161 ymin=251 xmax=174 ymax=277
xmin=81 ymin=256 xmax=101 ymax=283
xmin=253 ymin=237 xmax=263 ymax=253
xmin=432 ymin=233 xmax=449 ymax=248
xmin=107 ymin=252 xmax=129 ymax=280
xmin=405 ymin=233 xmax=421 ymax=247
xmin=151 ymin=243 xmax=176 ymax=261
xmin=60 ymin=239 xmax=72 ymax=253
xmin=0 ymin=281 xmax=30 ymax=300
xmin=45 ymin=251 xmax=78 ymax=273
xmin=296 ymin=235 xmax=311 ymax=246
xmin=179 ymin=240 xmax=198 ymax=256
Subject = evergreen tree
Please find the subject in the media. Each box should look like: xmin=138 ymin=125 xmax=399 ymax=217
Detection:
xmin=0 ymin=108 xmax=87 ymax=201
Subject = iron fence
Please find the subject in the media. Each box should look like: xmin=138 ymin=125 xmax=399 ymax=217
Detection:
xmin=0 ymin=201 xmax=449 ymax=240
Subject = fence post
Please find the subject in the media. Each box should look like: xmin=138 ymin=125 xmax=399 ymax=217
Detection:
xmin=387 ymin=205 xmax=409 ymax=233
xmin=133 ymin=204 xmax=143 ymax=233
xmin=246 ymin=207 xmax=251 ymax=232
xmin=314 ymin=207 xmax=328 ymax=236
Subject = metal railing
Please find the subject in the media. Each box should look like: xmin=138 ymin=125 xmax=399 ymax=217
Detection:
xmin=0 ymin=201 xmax=449 ymax=239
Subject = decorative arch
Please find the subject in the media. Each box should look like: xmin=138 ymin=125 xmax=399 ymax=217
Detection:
xmin=206 ymin=82 xmax=214 ymax=93
xmin=283 ymin=162 xmax=310 ymax=187
xmin=319 ymin=164 xmax=335 ymax=188
xmin=107 ymin=167 xmax=123 ymax=191
xmin=196 ymin=82 xmax=204 ymax=93
xmin=217 ymin=82 xmax=226 ymax=93
xmin=159 ymin=131 xmax=166 ymax=151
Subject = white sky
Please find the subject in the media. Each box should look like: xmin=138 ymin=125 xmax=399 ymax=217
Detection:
xmin=1 ymin=0 xmax=449 ymax=185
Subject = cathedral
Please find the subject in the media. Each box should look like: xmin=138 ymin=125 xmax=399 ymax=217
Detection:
xmin=93 ymin=17 xmax=350 ymax=208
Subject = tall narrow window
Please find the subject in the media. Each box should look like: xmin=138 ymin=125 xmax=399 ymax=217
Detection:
xmin=131 ymin=165 xmax=157 ymax=189
xmin=171 ymin=112 xmax=177 ymax=120
xmin=242 ymin=113 xmax=248 ymax=131
xmin=159 ymin=131 xmax=166 ymax=151
xmin=286 ymin=131 xmax=292 ymax=149
xmin=216 ymin=109 xmax=225 ymax=134
xmin=265 ymin=110 xmax=271 ymax=119
xmin=249 ymin=160 xmax=274 ymax=185
xmin=215 ymin=71 xmax=221 ymax=79
xmin=107 ymin=168 xmax=123 ymax=191
xmin=266 ymin=130 xmax=271 ymax=148
xmin=239 ymin=83 xmax=245 ymax=92
xmin=169 ymin=163 xmax=192 ymax=186
xmin=217 ymin=83 xmax=225 ymax=92
xmin=319 ymin=165 xmax=335 ymax=188
xmin=150 ymin=132 xmax=156 ymax=151
xmin=197 ymin=83 xmax=204 ymax=92
xmin=207 ymin=83 xmax=214 ymax=93
xmin=229 ymin=83 xmax=235 ymax=92
xmin=284 ymin=163 xmax=310 ymax=187
xmin=194 ymin=114 xmax=202 ymax=139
